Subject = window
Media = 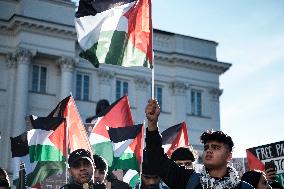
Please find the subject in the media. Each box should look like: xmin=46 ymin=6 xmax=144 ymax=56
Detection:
xmin=155 ymin=86 xmax=163 ymax=111
xmin=116 ymin=80 xmax=128 ymax=99
xmin=31 ymin=65 xmax=47 ymax=93
xmin=191 ymin=90 xmax=202 ymax=116
xmin=76 ymin=73 xmax=90 ymax=101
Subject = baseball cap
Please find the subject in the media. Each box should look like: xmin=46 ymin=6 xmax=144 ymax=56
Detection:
xmin=68 ymin=149 xmax=93 ymax=167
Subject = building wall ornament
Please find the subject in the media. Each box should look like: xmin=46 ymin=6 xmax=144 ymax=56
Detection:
xmin=208 ymin=87 xmax=223 ymax=100
xmin=134 ymin=76 xmax=150 ymax=90
xmin=15 ymin=48 xmax=34 ymax=65
xmin=97 ymin=69 xmax=114 ymax=85
xmin=170 ymin=81 xmax=188 ymax=95
xmin=56 ymin=56 xmax=77 ymax=72
xmin=6 ymin=52 xmax=17 ymax=68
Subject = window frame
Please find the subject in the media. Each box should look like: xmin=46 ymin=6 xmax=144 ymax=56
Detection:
xmin=31 ymin=64 xmax=47 ymax=93
xmin=191 ymin=89 xmax=202 ymax=116
xmin=75 ymin=72 xmax=90 ymax=101
xmin=116 ymin=79 xmax=129 ymax=100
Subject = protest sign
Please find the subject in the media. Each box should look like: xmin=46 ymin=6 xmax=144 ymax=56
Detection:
xmin=247 ymin=141 xmax=284 ymax=187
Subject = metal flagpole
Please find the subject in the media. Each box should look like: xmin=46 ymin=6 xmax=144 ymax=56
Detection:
xmin=19 ymin=162 xmax=26 ymax=189
xmin=141 ymin=0 xmax=153 ymax=187
xmin=151 ymin=14 xmax=154 ymax=99
xmin=151 ymin=60 xmax=154 ymax=99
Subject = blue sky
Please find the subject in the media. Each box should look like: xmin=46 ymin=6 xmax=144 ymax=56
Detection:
xmin=73 ymin=0 xmax=284 ymax=157
xmin=151 ymin=0 xmax=284 ymax=157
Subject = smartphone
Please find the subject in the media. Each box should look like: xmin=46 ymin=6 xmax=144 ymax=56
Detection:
xmin=265 ymin=160 xmax=276 ymax=171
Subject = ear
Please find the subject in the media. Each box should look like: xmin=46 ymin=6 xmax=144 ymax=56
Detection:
xmin=226 ymin=151 xmax=233 ymax=162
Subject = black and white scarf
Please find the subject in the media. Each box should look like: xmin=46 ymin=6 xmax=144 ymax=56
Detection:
xmin=199 ymin=165 xmax=240 ymax=189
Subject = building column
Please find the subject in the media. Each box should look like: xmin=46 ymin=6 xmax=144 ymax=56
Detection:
xmin=97 ymin=68 xmax=114 ymax=101
xmin=13 ymin=48 xmax=34 ymax=137
xmin=57 ymin=57 xmax=76 ymax=100
xmin=171 ymin=81 xmax=188 ymax=123
xmin=208 ymin=87 xmax=223 ymax=130
xmin=0 ymin=53 xmax=17 ymax=171
xmin=134 ymin=76 xmax=150 ymax=123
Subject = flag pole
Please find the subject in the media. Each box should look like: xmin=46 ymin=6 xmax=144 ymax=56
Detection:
xmin=150 ymin=13 xmax=155 ymax=99
xmin=151 ymin=62 xmax=154 ymax=99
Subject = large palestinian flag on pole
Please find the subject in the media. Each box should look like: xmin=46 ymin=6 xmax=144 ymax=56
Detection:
xmin=75 ymin=0 xmax=152 ymax=68
xmin=107 ymin=123 xmax=143 ymax=171
xmin=161 ymin=122 xmax=189 ymax=157
xmin=246 ymin=141 xmax=284 ymax=187
xmin=48 ymin=95 xmax=92 ymax=153
xmin=89 ymin=95 xmax=134 ymax=167
xmin=10 ymin=117 xmax=66 ymax=188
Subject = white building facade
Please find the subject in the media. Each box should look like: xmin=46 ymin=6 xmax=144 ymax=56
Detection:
xmin=0 ymin=0 xmax=231 ymax=173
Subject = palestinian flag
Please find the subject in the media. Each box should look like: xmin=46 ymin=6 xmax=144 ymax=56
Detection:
xmin=161 ymin=122 xmax=189 ymax=157
xmin=75 ymin=0 xmax=152 ymax=68
xmin=123 ymin=169 xmax=140 ymax=188
xmin=48 ymin=95 xmax=92 ymax=153
xmin=107 ymin=124 xmax=143 ymax=171
xmin=89 ymin=95 xmax=134 ymax=167
xmin=10 ymin=117 xmax=66 ymax=188
xmin=246 ymin=148 xmax=265 ymax=171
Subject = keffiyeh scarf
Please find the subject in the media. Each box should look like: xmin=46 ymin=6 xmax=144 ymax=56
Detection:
xmin=199 ymin=165 xmax=240 ymax=189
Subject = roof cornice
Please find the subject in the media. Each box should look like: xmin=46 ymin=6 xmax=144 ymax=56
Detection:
xmin=154 ymin=51 xmax=231 ymax=75
xmin=0 ymin=14 xmax=76 ymax=39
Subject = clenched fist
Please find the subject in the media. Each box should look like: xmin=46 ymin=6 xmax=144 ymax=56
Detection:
xmin=145 ymin=99 xmax=160 ymax=131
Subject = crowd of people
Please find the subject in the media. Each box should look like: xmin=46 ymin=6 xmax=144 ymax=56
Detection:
xmin=0 ymin=99 xmax=282 ymax=189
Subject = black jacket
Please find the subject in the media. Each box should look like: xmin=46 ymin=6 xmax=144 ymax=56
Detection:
xmin=110 ymin=179 xmax=132 ymax=189
xmin=145 ymin=129 xmax=253 ymax=189
xmin=60 ymin=182 xmax=106 ymax=189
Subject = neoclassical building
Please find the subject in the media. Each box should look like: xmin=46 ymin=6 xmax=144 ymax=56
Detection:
xmin=0 ymin=0 xmax=231 ymax=176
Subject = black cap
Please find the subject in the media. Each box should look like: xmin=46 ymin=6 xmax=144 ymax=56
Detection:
xmin=68 ymin=149 xmax=93 ymax=167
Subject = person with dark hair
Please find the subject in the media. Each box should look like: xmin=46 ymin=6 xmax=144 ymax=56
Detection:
xmin=135 ymin=150 xmax=169 ymax=189
xmin=93 ymin=154 xmax=131 ymax=189
xmin=0 ymin=167 xmax=10 ymax=189
xmin=60 ymin=149 xmax=106 ymax=189
xmin=0 ymin=179 xmax=10 ymax=189
xmin=93 ymin=154 xmax=108 ymax=184
xmin=145 ymin=99 xmax=253 ymax=189
xmin=171 ymin=146 xmax=198 ymax=169
xmin=86 ymin=99 xmax=110 ymax=123
xmin=241 ymin=170 xmax=271 ymax=189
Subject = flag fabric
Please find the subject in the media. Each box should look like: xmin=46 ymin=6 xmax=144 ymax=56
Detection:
xmin=123 ymin=169 xmax=140 ymax=188
xmin=10 ymin=117 xmax=66 ymax=188
xmin=107 ymin=124 xmax=143 ymax=171
xmin=161 ymin=122 xmax=189 ymax=157
xmin=75 ymin=0 xmax=152 ymax=68
xmin=48 ymin=95 xmax=92 ymax=153
xmin=89 ymin=95 xmax=134 ymax=167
